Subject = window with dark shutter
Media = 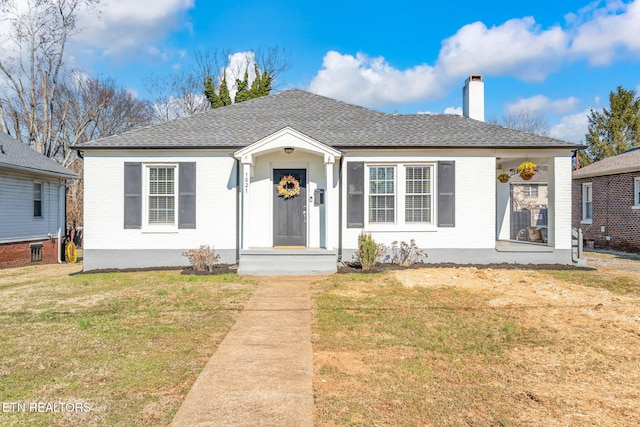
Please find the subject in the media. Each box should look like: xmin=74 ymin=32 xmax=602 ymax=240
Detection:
xmin=124 ymin=162 xmax=142 ymax=229
xmin=437 ymin=161 xmax=455 ymax=227
xmin=347 ymin=162 xmax=364 ymax=228
xmin=178 ymin=162 xmax=196 ymax=229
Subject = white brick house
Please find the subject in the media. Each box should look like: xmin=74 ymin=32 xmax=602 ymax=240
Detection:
xmin=76 ymin=76 xmax=581 ymax=274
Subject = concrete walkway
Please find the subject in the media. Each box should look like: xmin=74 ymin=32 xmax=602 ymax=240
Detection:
xmin=171 ymin=277 xmax=315 ymax=427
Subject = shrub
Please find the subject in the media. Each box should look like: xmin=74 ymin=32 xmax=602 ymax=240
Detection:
xmin=378 ymin=240 xmax=427 ymax=266
xmin=356 ymin=231 xmax=379 ymax=271
xmin=182 ymin=245 xmax=221 ymax=272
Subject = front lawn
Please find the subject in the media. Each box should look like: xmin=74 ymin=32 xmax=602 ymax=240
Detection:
xmin=312 ymin=266 xmax=640 ymax=426
xmin=0 ymin=264 xmax=254 ymax=426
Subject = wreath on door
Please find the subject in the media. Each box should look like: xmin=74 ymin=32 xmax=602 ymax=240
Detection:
xmin=277 ymin=175 xmax=301 ymax=199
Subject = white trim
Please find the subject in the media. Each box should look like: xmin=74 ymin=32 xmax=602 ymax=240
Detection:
xmin=582 ymin=182 xmax=592 ymax=222
xmin=234 ymin=126 xmax=341 ymax=161
xmin=364 ymin=162 xmax=436 ymax=230
xmin=33 ymin=181 xmax=43 ymax=218
xmin=271 ymin=164 xmax=309 ymax=247
xmin=143 ymin=163 xmax=178 ymax=232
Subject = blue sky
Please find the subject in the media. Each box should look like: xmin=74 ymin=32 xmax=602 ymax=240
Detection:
xmin=68 ymin=0 xmax=640 ymax=143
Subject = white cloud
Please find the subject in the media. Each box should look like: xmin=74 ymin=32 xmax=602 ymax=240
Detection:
xmin=75 ymin=0 xmax=195 ymax=58
xmin=437 ymin=17 xmax=567 ymax=81
xmin=505 ymin=95 xmax=580 ymax=115
xmin=308 ymin=51 xmax=442 ymax=107
xmin=549 ymin=109 xmax=591 ymax=143
xmin=444 ymin=106 xmax=462 ymax=115
xmin=570 ymin=0 xmax=640 ymax=65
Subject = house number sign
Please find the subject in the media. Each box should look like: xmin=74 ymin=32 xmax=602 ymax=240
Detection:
xmin=244 ymin=172 xmax=249 ymax=194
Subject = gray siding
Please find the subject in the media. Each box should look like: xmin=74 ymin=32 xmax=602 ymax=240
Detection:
xmin=0 ymin=170 xmax=64 ymax=243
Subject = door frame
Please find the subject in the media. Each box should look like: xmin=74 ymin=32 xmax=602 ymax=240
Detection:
xmin=272 ymin=167 xmax=307 ymax=247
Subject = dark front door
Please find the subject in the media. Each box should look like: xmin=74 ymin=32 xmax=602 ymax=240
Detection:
xmin=273 ymin=169 xmax=306 ymax=246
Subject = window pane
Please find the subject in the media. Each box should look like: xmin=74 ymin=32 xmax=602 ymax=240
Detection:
xmin=405 ymin=166 xmax=431 ymax=223
xmin=369 ymin=167 xmax=395 ymax=223
xmin=149 ymin=167 xmax=175 ymax=224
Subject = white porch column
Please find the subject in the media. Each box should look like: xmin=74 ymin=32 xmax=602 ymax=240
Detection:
xmin=241 ymin=155 xmax=253 ymax=249
xmin=324 ymin=154 xmax=335 ymax=249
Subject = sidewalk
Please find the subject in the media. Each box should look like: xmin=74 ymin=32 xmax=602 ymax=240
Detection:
xmin=171 ymin=277 xmax=316 ymax=427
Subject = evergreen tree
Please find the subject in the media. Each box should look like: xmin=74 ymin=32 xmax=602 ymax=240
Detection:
xmin=203 ymin=77 xmax=222 ymax=108
xmin=218 ymin=74 xmax=232 ymax=106
xmin=580 ymin=86 xmax=640 ymax=166
xmin=234 ymin=68 xmax=251 ymax=103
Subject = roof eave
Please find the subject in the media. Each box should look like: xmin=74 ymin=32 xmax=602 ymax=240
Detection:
xmin=0 ymin=163 xmax=79 ymax=179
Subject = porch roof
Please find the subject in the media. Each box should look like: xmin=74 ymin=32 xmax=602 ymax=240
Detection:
xmin=76 ymin=89 xmax=582 ymax=151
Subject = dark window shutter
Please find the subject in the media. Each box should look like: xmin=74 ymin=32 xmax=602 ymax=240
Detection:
xmin=124 ymin=162 xmax=142 ymax=229
xmin=347 ymin=162 xmax=364 ymax=228
xmin=179 ymin=162 xmax=196 ymax=229
xmin=437 ymin=161 xmax=455 ymax=227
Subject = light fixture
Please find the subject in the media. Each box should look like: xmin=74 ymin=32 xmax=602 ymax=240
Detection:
xmin=284 ymin=147 xmax=294 ymax=154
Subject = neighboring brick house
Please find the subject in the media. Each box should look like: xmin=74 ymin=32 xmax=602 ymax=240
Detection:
xmin=572 ymin=147 xmax=640 ymax=252
xmin=0 ymin=133 xmax=78 ymax=268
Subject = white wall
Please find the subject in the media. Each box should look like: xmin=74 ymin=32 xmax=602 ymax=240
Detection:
xmin=246 ymin=150 xmax=338 ymax=248
xmin=0 ymin=170 xmax=64 ymax=243
xmin=340 ymin=150 xmax=497 ymax=250
xmin=83 ymin=151 xmax=238 ymax=252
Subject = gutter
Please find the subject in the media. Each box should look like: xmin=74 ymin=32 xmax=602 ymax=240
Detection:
xmin=0 ymin=163 xmax=78 ymax=180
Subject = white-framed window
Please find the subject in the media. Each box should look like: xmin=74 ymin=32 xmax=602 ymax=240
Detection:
xmin=634 ymin=177 xmax=640 ymax=207
xmin=369 ymin=166 xmax=395 ymax=223
xmin=522 ymin=184 xmax=538 ymax=198
xmin=365 ymin=164 xmax=435 ymax=226
xmin=33 ymin=182 xmax=43 ymax=217
xmin=147 ymin=165 xmax=176 ymax=226
xmin=582 ymin=183 xmax=592 ymax=222
xmin=405 ymin=166 xmax=432 ymax=223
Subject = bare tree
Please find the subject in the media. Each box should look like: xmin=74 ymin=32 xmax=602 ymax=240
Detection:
xmin=489 ymin=109 xmax=551 ymax=136
xmin=0 ymin=0 xmax=102 ymax=165
xmin=143 ymin=70 xmax=210 ymax=123
xmin=58 ymin=74 xmax=153 ymax=226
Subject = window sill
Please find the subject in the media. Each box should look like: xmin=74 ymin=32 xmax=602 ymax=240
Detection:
xmin=141 ymin=227 xmax=179 ymax=234
xmin=365 ymin=223 xmax=438 ymax=233
xmin=580 ymin=219 xmax=592 ymax=225
xmin=632 ymin=205 xmax=640 ymax=210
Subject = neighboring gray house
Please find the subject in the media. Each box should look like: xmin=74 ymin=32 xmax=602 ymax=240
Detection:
xmin=76 ymin=76 xmax=582 ymax=275
xmin=0 ymin=133 xmax=77 ymax=268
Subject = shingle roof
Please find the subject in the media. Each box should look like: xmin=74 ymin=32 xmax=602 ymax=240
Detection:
xmin=573 ymin=147 xmax=640 ymax=178
xmin=75 ymin=89 xmax=581 ymax=150
xmin=0 ymin=132 xmax=78 ymax=178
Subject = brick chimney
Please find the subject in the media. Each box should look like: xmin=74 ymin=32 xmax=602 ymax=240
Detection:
xmin=462 ymin=74 xmax=484 ymax=122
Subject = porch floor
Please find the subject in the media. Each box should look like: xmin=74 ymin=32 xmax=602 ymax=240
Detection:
xmin=495 ymin=240 xmax=553 ymax=253
xmin=238 ymin=248 xmax=338 ymax=276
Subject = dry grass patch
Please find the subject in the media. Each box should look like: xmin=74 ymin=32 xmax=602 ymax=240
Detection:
xmin=0 ymin=264 xmax=254 ymax=427
xmin=312 ymin=265 xmax=640 ymax=426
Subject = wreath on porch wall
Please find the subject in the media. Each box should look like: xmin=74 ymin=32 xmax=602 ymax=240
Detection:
xmin=277 ymin=175 xmax=301 ymax=199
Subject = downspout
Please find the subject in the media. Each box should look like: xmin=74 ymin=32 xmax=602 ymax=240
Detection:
xmin=58 ymin=180 xmax=67 ymax=263
xmin=337 ymin=156 xmax=344 ymax=262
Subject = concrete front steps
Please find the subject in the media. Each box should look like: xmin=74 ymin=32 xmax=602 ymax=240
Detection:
xmin=238 ymin=248 xmax=338 ymax=276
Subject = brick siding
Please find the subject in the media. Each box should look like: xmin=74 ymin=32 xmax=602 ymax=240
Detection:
xmin=0 ymin=239 xmax=59 ymax=268
xmin=572 ymin=171 xmax=640 ymax=252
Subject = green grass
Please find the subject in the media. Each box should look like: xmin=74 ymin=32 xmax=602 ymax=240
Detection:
xmin=0 ymin=265 xmax=255 ymax=427
xmin=312 ymin=268 xmax=640 ymax=426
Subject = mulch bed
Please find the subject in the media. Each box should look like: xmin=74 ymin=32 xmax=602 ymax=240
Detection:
xmin=338 ymin=262 xmax=590 ymax=274
xmin=81 ymin=262 xmax=589 ymax=276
